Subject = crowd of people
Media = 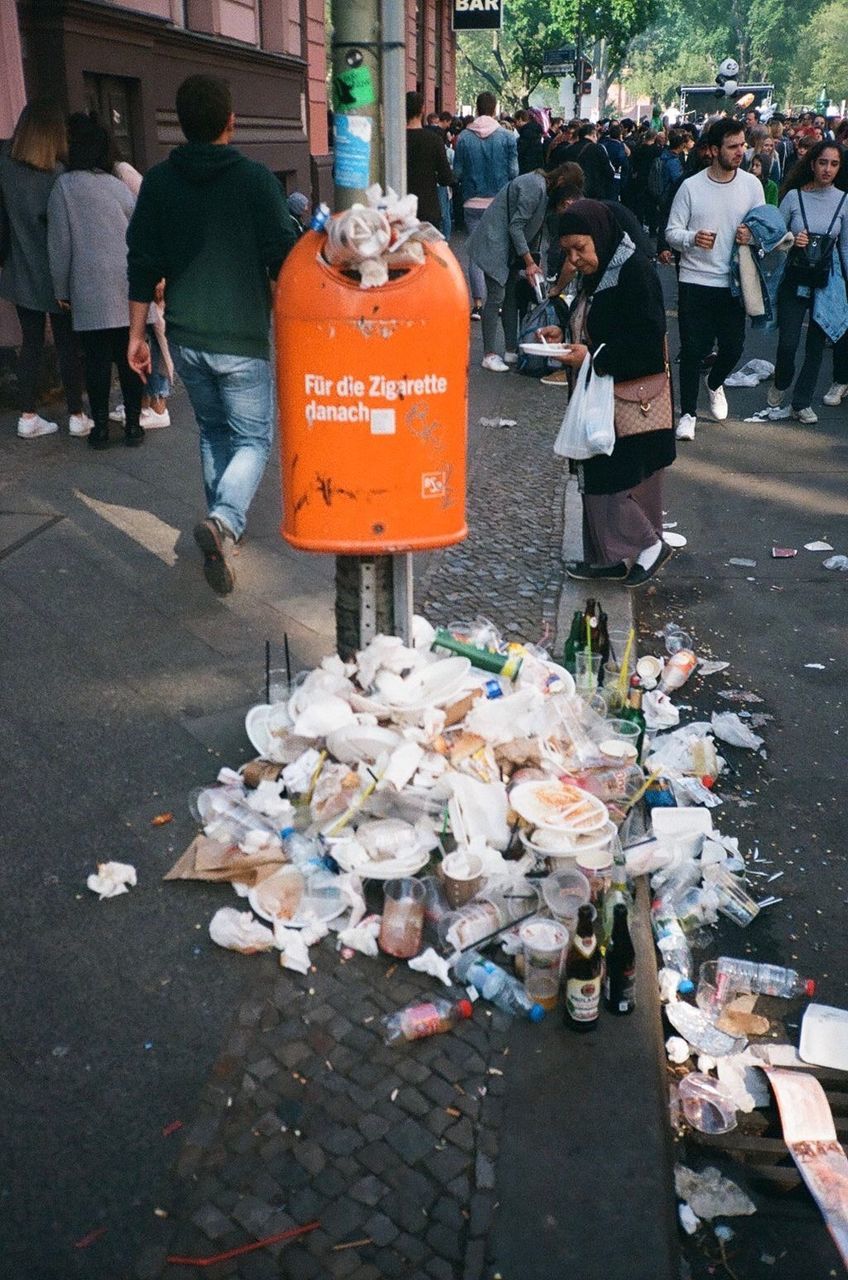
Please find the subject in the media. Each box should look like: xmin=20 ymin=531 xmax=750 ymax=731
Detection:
xmin=403 ymin=95 xmax=848 ymax=586
xmin=2 ymin=79 xmax=847 ymax=598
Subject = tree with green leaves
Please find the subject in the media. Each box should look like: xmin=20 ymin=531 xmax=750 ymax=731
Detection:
xmin=456 ymin=0 xmax=662 ymax=111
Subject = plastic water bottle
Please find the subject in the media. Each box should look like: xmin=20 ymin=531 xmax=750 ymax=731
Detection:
xmin=715 ymin=957 xmax=816 ymax=1000
xmin=310 ymin=202 xmax=331 ymax=232
xmin=280 ymin=827 xmax=324 ymax=871
xmin=454 ymin=952 xmax=545 ymax=1022
xmin=650 ymin=900 xmax=693 ymax=980
xmin=382 ymin=997 xmax=473 ymax=1045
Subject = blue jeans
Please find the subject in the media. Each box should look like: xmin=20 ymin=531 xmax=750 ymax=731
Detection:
xmin=463 ymin=204 xmax=488 ymax=304
xmin=437 ymin=186 xmax=452 ymax=241
xmin=146 ymin=324 xmax=171 ymax=400
xmin=171 ymin=344 xmax=273 ymax=540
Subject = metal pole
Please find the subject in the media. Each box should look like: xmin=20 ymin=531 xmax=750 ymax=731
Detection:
xmin=330 ymin=0 xmax=414 ymax=653
xmin=573 ymin=0 xmax=583 ymax=120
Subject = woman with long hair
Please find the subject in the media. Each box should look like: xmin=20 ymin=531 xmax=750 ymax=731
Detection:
xmin=537 ymin=199 xmax=676 ymax=586
xmin=0 ymin=99 xmax=91 ymax=439
xmin=47 ymin=115 xmax=144 ymax=449
xmin=768 ymin=139 xmax=848 ymax=421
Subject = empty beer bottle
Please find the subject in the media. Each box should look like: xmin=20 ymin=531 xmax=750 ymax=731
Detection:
xmin=564 ymin=904 xmax=602 ymax=1031
xmin=563 ymin=610 xmax=585 ymax=674
xmin=604 ymin=903 xmax=636 ymax=1015
xmin=620 ymin=676 xmax=647 ymax=762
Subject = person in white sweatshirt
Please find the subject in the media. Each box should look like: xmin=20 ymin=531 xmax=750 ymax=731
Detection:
xmin=665 ymin=118 xmax=763 ymax=440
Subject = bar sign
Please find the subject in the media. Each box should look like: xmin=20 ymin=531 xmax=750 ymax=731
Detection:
xmin=452 ymin=0 xmax=503 ymax=31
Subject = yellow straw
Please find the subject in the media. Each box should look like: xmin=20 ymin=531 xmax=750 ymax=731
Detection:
xmin=623 ymin=767 xmax=663 ymax=813
xmin=616 ymin=627 xmax=636 ymax=700
xmin=326 ymin=771 xmax=382 ymax=837
xmin=585 ymin=617 xmax=592 ymax=655
xmin=305 ymin=749 xmax=328 ymax=805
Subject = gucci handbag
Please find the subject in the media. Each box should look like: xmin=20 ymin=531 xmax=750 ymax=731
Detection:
xmin=613 ymin=341 xmax=673 ymax=438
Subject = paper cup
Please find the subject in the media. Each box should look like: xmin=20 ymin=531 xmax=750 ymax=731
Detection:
xmin=636 ymin=655 xmax=663 ymax=689
xmin=576 ymin=849 xmax=614 ymax=903
xmin=440 ymin=852 xmax=485 ymax=908
xmin=519 ymin=917 xmax=569 ymax=1010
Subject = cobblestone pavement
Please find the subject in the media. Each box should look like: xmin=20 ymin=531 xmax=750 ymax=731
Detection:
xmin=134 ymin=358 xmax=564 ymax=1279
xmin=137 ymin=941 xmax=510 ymax=1280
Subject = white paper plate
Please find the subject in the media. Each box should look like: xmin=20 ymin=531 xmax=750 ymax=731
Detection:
xmin=330 ymin=846 xmax=431 ymax=879
xmin=664 ymin=531 xmax=688 ymax=548
xmin=509 ymin=779 xmax=608 ymax=833
xmin=326 ymin=724 xmax=401 ymax=764
xmin=248 ymin=865 xmax=348 ymax=929
xmin=519 ymin=342 xmax=571 ymax=358
xmin=375 ymin=656 xmax=472 ymax=712
xmin=244 ymin=704 xmax=313 ymax=763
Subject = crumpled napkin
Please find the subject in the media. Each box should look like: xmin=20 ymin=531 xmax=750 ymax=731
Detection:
xmin=238 ymin=829 xmax=283 ymax=859
xmin=245 ymin=780 xmax=293 ymax=822
xmin=274 ymin=918 xmax=328 ymax=973
xmin=337 ymin=914 xmax=381 ymax=956
xmin=282 ymin=748 xmax=323 ymax=795
xmin=87 ymin=861 xmax=137 ymax=899
xmin=209 ymin=907 xmax=275 ymax=953
xmin=408 ymin=947 xmax=453 ymax=987
xmin=643 ymin=689 xmax=680 ymax=730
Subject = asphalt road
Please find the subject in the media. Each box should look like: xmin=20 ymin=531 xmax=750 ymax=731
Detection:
xmin=638 ymin=282 xmax=848 ymax=1280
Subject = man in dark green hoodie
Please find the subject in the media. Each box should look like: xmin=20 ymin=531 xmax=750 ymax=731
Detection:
xmin=127 ymin=75 xmax=297 ymax=594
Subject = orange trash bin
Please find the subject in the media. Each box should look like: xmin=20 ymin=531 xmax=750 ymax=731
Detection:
xmin=274 ymin=230 xmax=470 ymax=552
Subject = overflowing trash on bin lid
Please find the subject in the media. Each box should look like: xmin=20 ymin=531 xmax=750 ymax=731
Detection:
xmin=320 ymin=184 xmax=444 ymax=289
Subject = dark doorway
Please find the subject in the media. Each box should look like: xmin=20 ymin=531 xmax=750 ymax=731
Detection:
xmin=83 ymin=73 xmax=139 ymax=165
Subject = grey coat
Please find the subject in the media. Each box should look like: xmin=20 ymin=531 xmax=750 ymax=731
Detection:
xmin=47 ymin=170 xmax=136 ymax=331
xmin=0 ymin=152 xmax=64 ymax=312
xmin=467 ymin=171 xmax=547 ymax=286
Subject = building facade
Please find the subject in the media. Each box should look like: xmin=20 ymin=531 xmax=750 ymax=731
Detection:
xmin=1 ymin=0 xmax=456 ymax=346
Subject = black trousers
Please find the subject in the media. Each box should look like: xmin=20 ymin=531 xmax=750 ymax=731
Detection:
xmin=78 ymin=327 xmax=143 ymax=430
xmin=774 ymin=283 xmax=827 ymax=409
xmin=677 ymin=283 xmax=746 ymax=417
xmin=16 ymin=305 xmax=85 ymax=414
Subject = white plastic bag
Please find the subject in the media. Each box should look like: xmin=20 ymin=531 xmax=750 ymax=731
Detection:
xmin=553 ymin=346 xmax=615 ymax=461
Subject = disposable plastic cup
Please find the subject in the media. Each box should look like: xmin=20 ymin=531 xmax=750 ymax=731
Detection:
xmin=678 ymin=1072 xmax=737 ymax=1134
xmin=575 ymin=651 xmax=602 ymax=695
xmin=379 ymin=877 xmax=425 ymax=958
xmin=711 ymin=867 xmax=760 ymax=927
xmin=441 ymin=852 xmax=485 ymax=909
xmin=576 ymin=849 xmax=614 ymax=904
xmin=541 ymin=867 xmax=591 ymax=927
xmin=520 ymin=917 xmax=569 ymax=1011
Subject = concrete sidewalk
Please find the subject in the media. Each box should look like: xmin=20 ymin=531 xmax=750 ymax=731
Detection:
xmin=0 ymin=293 xmax=676 ymax=1280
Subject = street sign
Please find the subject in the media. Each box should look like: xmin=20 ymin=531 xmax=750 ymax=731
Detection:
xmin=543 ymin=46 xmax=577 ymax=75
xmin=451 ymin=0 xmax=503 ymax=31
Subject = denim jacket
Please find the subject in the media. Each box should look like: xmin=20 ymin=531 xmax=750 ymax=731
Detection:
xmin=730 ymin=204 xmax=794 ymax=329
xmin=453 ymin=125 xmax=518 ymax=204
xmin=813 ymin=253 xmax=848 ymax=342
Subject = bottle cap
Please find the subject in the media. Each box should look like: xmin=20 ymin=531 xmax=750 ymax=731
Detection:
xmin=805 ymin=979 xmax=816 ymax=996
xmin=678 ymin=979 xmax=695 ymax=995
xmin=528 ymin=1003 xmax=546 ymax=1023
xmin=456 ymin=999 xmax=474 ymax=1020
xmin=280 ymin=826 xmax=295 ymax=838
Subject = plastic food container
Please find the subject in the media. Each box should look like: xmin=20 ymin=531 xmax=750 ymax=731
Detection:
xmin=541 ymin=868 xmax=591 ymax=926
xmin=678 ymin=1072 xmax=738 ymax=1134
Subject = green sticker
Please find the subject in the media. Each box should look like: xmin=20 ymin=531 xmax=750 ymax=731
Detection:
xmin=332 ymin=66 xmax=376 ymax=112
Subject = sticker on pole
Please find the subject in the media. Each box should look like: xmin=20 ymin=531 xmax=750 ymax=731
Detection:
xmin=334 ymin=116 xmax=372 ymax=190
xmin=332 ymin=66 xmax=376 ymax=112
xmin=422 ymin=472 xmax=447 ymax=498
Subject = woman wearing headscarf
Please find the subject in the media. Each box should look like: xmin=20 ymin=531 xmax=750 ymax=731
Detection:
xmin=539 ymin=199 xmax=676 ymax=587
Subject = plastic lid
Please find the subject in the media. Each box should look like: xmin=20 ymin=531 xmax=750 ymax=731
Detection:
xmin=528 ymin=1003 xmax=546 ymax=1023
xmin=805 ymin=979 xmax=817 ymax=997
xmin=678 ymin=979 xmax=695 ymax=995
xmin=456 ymin=999 xmax=474 ymax=1021
xmin=280 ymin=826 xmax=295 ymax=838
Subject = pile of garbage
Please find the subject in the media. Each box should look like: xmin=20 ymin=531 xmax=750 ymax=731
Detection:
xmin=322 ymin=184 xmax=444 ymax=288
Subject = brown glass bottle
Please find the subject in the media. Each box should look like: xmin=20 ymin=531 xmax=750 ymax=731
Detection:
xmin=564 ymin=904 xmax=602 ymax=1031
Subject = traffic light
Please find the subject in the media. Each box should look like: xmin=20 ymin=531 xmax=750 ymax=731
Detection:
xmin=573 ymin=80 xmax=592 ymax=97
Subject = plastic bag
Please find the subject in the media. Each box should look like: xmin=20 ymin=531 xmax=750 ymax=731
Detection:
xmin=209 ymin=907 xmax=275 ymax=954
xmin=553 ymin=347 xmax=615 ymax=461
xmin=517 ymin=298 xmax=561 ymax=377
xmin=711 ymin=711 xmax=764 ymax=750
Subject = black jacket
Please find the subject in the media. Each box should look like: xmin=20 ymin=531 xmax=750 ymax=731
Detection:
xmin=517 ymin=121 xmax=545 ymax=174
xmin=561 ymin=252 xmax=675 ymax=494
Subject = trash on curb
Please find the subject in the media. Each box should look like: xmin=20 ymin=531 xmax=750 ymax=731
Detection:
xmin=823 ymin=555 xmax=848 ymax=571
xmin=87 ymin=861 xmax=137 ymax=900
xmin=674 ymin=1165 xmax=756 ymax=1219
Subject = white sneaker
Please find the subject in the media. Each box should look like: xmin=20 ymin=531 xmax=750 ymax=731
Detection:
xmin=823 ymin=382 xmax=848 ymax=406
xmin=141 ymin=407 xmax=171 ymax=429
xmin=675 ymin=413 xmax=696 ymax=441
xmin=68 ymin=412 xmax=93 ymax=437
xmin=481 ymin=354 xmax=509 ymax=373
xmin=794 ymin=406 xmax=818 ymax=424
xmin=109 ymin=403 xmax=126 ymax=423
xmin=766 ymin=383 xmax=786 ymax=408
xmin=503 ymin=351 xmax=518 ymax=366
xmin=17 ymin=413 xmax=58 ymax=439
xmin=705 ymin=377 xmax=728 ymax=421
